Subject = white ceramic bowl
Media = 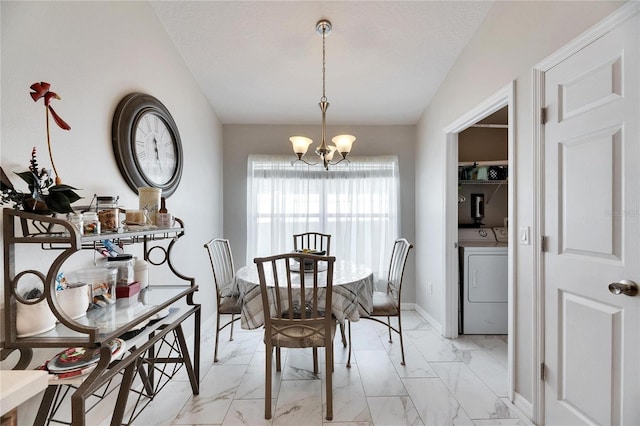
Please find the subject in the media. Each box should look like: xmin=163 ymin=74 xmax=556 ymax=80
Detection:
xmin=16 ymin=299 xmax=57 ymax=338
xmin=57 ymin=284 xmax=90 ymax=320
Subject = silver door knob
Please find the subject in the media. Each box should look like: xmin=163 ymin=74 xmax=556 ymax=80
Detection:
xmin=608 ymin=280 xmax=639 ymax=296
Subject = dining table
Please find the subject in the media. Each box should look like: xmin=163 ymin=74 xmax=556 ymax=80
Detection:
xmin=234 ymin=260 xmax=375 ymax=330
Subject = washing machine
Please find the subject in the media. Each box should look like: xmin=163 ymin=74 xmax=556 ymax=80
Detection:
xmin=458 ymin=227 xmax=508 ymax=334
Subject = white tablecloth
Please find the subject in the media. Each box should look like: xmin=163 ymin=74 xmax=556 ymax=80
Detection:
xmin=235 ymin=260 xmax=374 ymax=330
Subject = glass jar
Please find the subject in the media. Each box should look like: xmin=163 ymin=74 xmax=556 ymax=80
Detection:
xmin=156 ymin=213 xmax=173 ymax=228
xmin=138 ymin=187 xmax=161 ymax=225
xmin=82 ymin=212 xmax=101 ymax=235
xmin=97 ymin=196 xmax=120 ymax=232
xmin=66 ymin=212 xmax=84 ymax=235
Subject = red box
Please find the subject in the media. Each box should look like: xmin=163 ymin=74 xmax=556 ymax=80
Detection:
xmin=115 ymin=281 xmax=141 ymax=299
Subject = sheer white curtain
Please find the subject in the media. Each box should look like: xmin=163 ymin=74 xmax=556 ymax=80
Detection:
xmin=246 ymin=154 xmax=400 ymax=279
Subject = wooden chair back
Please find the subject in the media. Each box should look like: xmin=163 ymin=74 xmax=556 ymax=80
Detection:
xmin=293 ymin=232 xmax=331 ymax=255
xmin=254 ymin=251 xmax=337 ymax=420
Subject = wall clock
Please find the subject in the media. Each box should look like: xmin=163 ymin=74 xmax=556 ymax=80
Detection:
xmin=112 ymin=93 xmax=183 ymax=197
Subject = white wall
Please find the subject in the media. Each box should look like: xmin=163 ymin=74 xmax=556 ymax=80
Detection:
xmin=1 ymin=0 xmax=222 ymax=361
xmin=222 ymin=124 xmax=417 ymax=301
xmin=415 ymin=0 xmax=624 ymax=409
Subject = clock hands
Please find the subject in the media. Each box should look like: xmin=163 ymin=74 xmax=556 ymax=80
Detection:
xmin=153 ymin=136 xmax=163 ymax=173
xmin=153 ymin=136 xmax=160 ymax=160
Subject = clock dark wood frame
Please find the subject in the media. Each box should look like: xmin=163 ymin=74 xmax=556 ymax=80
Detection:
xmin=112 ymin=92 xmax=183 ymax=197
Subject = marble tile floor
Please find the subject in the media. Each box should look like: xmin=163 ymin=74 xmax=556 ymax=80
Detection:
xmin=120 ymin=311 xmax=534 ymax=426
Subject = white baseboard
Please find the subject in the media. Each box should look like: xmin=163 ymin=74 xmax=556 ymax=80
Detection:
xmin=414 ymin=304 xmax=443 ymax=335
xmin=513 ymin=392 xmax=535 ymax=424
xmin=399 ymin=302 xmax=415 ymax=311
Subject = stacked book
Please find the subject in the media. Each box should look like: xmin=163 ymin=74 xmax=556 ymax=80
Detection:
xmin=38 ymin=338 xmax=125 ymax=380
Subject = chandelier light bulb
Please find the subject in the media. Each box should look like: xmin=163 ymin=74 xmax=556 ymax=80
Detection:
xmin=290 ymin=136 xmax=313 ymax=157
xmin=331 ymin=134 xmax=356 ymax=156
xmin=324 ymin=145 xmax=338 ymax=162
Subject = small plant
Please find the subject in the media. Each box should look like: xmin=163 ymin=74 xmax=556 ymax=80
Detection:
xmin=0 ymin=82 xmax=80 ymax=214
xmin=1 ymin=148 xmax=80 ymax=213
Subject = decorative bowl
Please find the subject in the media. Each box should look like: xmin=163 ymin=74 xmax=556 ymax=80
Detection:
xmin=293 ymin=249 xmax=326 ymax=269
xmin=16 ymin=299 xmax=57 ymax=337
xmin=57 ymin=283 xmax=90 ymax=320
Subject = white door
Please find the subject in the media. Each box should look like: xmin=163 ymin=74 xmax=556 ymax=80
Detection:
xmin=543 ymin=13 xmax=639 ymax=426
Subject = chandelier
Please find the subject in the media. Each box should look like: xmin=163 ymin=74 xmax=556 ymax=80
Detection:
xmin=290 ymin=19 xmax=356 ymax=170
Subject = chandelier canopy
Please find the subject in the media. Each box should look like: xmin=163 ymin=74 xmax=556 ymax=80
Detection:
xmin=290 ymin=19 xmax=356 ymax=170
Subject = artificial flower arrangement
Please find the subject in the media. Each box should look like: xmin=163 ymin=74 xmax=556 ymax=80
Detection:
xmin=0 ymin=82 xmax=81 ymax=213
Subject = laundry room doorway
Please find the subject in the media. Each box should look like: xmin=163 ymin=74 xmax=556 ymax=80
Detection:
xmin=442 ymin=82 xmax=515 ymax=400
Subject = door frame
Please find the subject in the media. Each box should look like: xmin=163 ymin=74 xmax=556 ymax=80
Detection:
xmin=442 ymin=81 xmax=516 ymax=400
xmin=533 ymin=3 xmax=640 ymax=424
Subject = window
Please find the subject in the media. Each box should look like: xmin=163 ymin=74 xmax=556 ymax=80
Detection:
xmin=247 ymin=155 xmax=400 ymax=279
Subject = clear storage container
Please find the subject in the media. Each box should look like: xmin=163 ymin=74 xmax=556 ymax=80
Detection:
xmin=74 ymin=267 xmax=117 ymax=308
xmin=106 ymin=254 xmax=134 ymax=287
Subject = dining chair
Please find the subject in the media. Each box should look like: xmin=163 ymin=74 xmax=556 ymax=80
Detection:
xmin=204 ymin=238 xmax=242 ymax=362
xmin=348 ymin=238 xmax=413 ymax=367
xmin=293 ymin=231 xmax=331 ymax=255
xmin=292 ymin=232 xmax=347 ymax=347
xmin=254 ymin=252 xmax=337 ymax=420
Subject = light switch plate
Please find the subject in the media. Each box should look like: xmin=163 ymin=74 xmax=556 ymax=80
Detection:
xmin=519 ymin=226 xmax=530 ymax=245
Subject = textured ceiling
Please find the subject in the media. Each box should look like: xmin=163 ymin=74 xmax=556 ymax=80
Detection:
xmin=150 ymin=1 xmax=493 ymax=125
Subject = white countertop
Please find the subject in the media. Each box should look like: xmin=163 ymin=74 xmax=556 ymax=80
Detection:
xmin=0 ymin=370 xmax=49 ymax=416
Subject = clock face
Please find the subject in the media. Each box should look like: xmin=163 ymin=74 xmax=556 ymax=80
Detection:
xmin=112 ymin=93 xmax=183 ymax=197
xmin=134 ymin=112 xmax=178 ymax=186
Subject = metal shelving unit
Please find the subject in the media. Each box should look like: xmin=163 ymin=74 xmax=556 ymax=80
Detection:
xmin=1 ymin=208 xmax=201 ymax=425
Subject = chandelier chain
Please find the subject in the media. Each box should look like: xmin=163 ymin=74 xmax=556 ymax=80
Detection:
xmin=321 ymin=26 xmax=327 ymax=103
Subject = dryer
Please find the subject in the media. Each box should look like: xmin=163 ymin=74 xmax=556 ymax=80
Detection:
xmin=458 ymin=227 xmax=508 ymax=334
